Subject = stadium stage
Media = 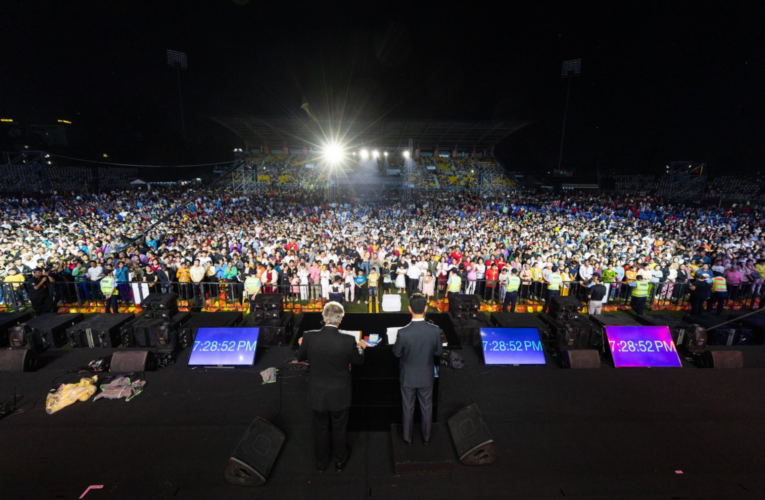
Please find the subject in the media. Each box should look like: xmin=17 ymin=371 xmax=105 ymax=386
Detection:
xmin=2 ymin=338 xmax=765 ymax=499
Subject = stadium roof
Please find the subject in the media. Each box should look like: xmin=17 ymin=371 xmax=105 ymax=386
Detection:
xmin=210 ymin=116 xmax=527 ymax=152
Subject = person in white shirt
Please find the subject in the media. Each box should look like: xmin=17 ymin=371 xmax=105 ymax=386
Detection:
xmin=406 ymin=258 xmax=421 ymax=296
xmin=344 ymin=264 xmax=355 ymax=303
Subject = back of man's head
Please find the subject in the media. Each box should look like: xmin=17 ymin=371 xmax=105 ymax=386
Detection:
xmin=409 ymin=293 xmax=427 ymax=315
xmin=322 ymin=301 xmax=345 ymax=326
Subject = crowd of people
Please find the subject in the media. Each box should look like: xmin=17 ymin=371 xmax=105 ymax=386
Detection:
xmin=2 ymin=184 xmax=765 ymax=315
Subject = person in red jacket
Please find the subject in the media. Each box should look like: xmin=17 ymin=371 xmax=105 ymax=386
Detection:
xmin=485 ymin=264 xmax=499 ymax=303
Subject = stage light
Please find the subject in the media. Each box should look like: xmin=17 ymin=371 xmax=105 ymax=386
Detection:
xmin=322 ymin=142 xmax=344 ymax=164
xmin=384 ymin=151 xmax=388 ymax=157
xmin=360 ymin=149 xmax=369 ymax=159
xmin=403 ymin=151 xmax=410 ymax=158
xmin=372 ymin=150 xmax=379 ymax=159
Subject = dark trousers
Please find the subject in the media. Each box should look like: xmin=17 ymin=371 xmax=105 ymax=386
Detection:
xmin=545 ymin=290 xmax=560 ymax=312
xmin=193 ymin=282 xmax=204 ymax=304
xmin=105 ymin=295 xmax=120 ymax=314
xmin=408 ymin=277 xmax=419 ymax=296
xmin=401 ymin=384 xmax=433 ymax=442
xmin=312 ymin=408 xmax=349 ymax=467
xmin=690 ymin=296 xmax=705 ymax=316
xmin=631 ymin=296 xmax=647 ymax=315
xmin=368 ymin=287 xmax=378 ymax=312
xmin=31 ymin=296 xmax=53 ymax=316
xmin=707 ymin=292 xmax=727 ymax=315
xmin=503 ymin=291 xmax=518 ymax=313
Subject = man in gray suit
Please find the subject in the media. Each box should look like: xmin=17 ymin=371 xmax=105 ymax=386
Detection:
xmin=392 ymin=293 xmax=443 ymax=446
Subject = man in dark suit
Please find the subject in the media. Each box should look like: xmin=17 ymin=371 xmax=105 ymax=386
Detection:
xmin=392 ymin=293 xmax=443 ymax=446
xmin=297 ymin=302 xmax=368 ymax=472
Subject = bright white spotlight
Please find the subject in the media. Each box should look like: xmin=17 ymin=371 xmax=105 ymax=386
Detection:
xmin=372 ymin=150 xmax=379 ymax=159
xmin=323 ymin=143 xmax=344 ymax=164
xmin=384 ymin=151 xmax=388 ymax=157
xmin=360 ymin=149 xmax=369 ymax=159
xmin=403 ymin=151 xmax=410 ymax=158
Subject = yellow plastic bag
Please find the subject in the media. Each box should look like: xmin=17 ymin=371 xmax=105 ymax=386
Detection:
xmin=46 ymin=376 xmax=99 ymax=414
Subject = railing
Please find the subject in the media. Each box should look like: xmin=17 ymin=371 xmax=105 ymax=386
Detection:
xmin=0 ymin=278 xmax=762 ymax=315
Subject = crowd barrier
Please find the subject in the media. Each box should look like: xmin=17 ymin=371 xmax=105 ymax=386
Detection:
xmin=0 ymin=278 xmax=762 ymax=315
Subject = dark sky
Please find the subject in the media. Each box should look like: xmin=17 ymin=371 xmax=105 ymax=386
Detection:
xmin=1 ymin=1 xmax=763 ymax=175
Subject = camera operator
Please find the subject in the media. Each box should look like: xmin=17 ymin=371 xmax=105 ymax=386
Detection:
xmin=29 ymin=267 xmax=55 ymax=315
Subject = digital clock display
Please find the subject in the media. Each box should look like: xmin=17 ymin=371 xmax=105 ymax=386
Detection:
xmin=188 ymin=327 xmax=260 ymax=366
xmin=604 ymin=326 xmax=682 ymax=368
xmin=480 ymin=328 xmax=546 ymax=365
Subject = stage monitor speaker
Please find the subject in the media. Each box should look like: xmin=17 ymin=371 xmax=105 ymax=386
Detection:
xmin=550 ymin=295 xmax=583 ymax=315
xmin=111 ymin=350 xmax=152 ymax=372
xmin=449 ymin=295 xmax=480 ymax=314
xmin=0 ymin=348 xmax=38 ymax=372
xmin=697 ymin=350 xmax=743 ymax=369
xmin=141 ymin=293 xmax=179 ymax=319
xmin=225 ymin=417 xmax=285 ymax=486
xmin=447 ymin=404 xmax=497 ymax=466
xmin=253 ymin=294 xmax=283 ymax=311
xmin=562 ymin=349 xmax=601 ymax=369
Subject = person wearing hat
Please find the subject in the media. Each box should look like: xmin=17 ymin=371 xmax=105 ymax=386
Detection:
xmin=586 ymin=274 xmax=608 ymax=315
xmin=502 ymin=268 xmax=521 ymax=313
xmin=707 ymin=271 xmax=728 ymax=315
xmin=688 ymin=273 xmax=711 ymax=316
xmin=29 ymin=267 xmax=55 ymax=315
xmin=100 ymin=267 xmax=120 ymax=314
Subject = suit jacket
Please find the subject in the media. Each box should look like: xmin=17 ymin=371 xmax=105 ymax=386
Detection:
xmin=392 ymin=320 xmax=443 ymax=388
xmin=296 ymin=326 xmax=364 ymax=411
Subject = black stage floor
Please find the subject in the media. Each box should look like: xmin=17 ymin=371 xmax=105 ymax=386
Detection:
xmin=2 ymin=344 xmax=765 ymax=500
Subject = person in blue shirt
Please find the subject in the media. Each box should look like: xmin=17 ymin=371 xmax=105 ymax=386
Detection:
xmin=114 ymin=261 xmax=130 ymax=301
xmin=353 ymin=270 xmax=366 ymax=305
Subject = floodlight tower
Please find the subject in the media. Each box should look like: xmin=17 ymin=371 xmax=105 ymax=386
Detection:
xmin=167 ymin=49 xmax=188 ymax=142
xmin=557 ymin=58 xmax=581 ymax=171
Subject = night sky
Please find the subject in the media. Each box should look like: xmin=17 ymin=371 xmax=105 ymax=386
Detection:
xmin=1 ymin=1 xmax=763 ymax=176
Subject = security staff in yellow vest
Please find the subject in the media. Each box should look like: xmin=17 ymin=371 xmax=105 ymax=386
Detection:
xmin=502 ymin=268 xmax=521 ymax=313
xmin=447 ymin=269 xmax=462 ymax=304
xmin=707 ymin=272 xmax=728 ymax=315
xmin=628 ymin=275 xmax=650 ymax=315
xmin=544 ymin=266 xmax=563 ymax=313
xmin=244 ymin=274 xmax=261 ymax=312
xmin=100 ymin=267 xmax=119 ymax=314
xmin=368 ymin=268 xmax=379 ymax=313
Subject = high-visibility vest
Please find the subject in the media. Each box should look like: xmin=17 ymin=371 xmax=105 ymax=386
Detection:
xmin=548 ymin=273 xmax=562 ymax=291
xmin=632 ymin=280 xmax=649 ymax=297
xmin=507 ymin=275 xmax=521 ymax=292
xmin=712 ymin=276 xmax=727 ymax=293
xmin=244 ymin=276 xmax=261 ymax=294
xmin=368 ymin=274 xmax=379 ymax=288
xmin=448 ymin=275 xmax=462 ymax=293
xmin=100 ymin=276 xmax=116 ymax=296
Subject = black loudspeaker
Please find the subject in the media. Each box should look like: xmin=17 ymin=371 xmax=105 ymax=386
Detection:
xmin=141 ymin=293 xmax=179 ymax=319
xmin=253 ymin=294 xmax=283 ymax=312
xmin=449 ymin=295 xmax=480 ymax=314
xmin=562 ymin=349 xmax=601 ymax=369
xmin=225 ymin=417 xmax=286 ymax=486
xmin=447 ymin=404 xmax=497 ymax=466
xmin=0 ymin=348 xmax=38 ymax=372
xmin=550 ymin=295 xmax=583 ymax=314
xmin=111 ymin=350 xmax=152 ymax=372
xmin=697 ymin=350 xmax=744 ymax=369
